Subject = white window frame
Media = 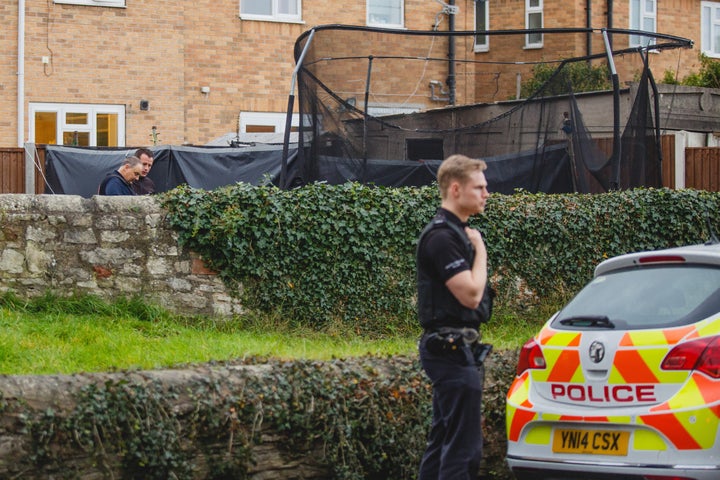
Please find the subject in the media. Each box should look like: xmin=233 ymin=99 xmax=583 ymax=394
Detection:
xmin=525 ymin=0 xmax=543 ymax=49
xmin=367 ymin=0 xmax=404 ymax=29
xmin=701 ymin=2 xmax=720 ymax=58
xmin=630 ymin=0 xmax=657 ymax=48
xmin=474 ymin=0 xmax=490 ymax=52
xmin=29 ymin=103 xmax=126 ymax=147
xmin=54 ymin=0 xmax=125 ymax=7
xmin=239 ymin=0 xmax=303 ymax=23
xmin=239 ymin=112 xmax=300 ymax=133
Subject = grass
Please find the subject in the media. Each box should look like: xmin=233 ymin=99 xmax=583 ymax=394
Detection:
xmin=0 ymin=292 xmax=556 ymax=375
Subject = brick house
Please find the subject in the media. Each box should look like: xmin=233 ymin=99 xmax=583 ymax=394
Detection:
xmin=0 ymin=1 xmax=710 ymax=149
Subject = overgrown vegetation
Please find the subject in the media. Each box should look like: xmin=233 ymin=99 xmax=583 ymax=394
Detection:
xmin=12 ymin=353 xmax=518 ymax=479
xmin=162 ymin=184 xmax=720 ymax=331
xmin=662 ymin=53 xmax=720 ymax=88
xmin=518 ymin=60 xmax=612 ymax=99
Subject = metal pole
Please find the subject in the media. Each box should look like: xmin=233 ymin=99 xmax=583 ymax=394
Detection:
xmin=281 ymin=29 xmax=316 ymax=189
xmin=602 ymin=29 xmax=621 ymax=190
xmin=362 ymin=56 xmax=374 ymax=182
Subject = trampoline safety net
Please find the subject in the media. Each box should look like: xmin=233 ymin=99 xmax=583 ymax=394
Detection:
xmin=284 ymin=25 xmax=693 ymax=193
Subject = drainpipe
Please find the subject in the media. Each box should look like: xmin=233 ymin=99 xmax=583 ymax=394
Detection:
xmin=586 ymin=0 xmax=592 ymax=57
xmin=607 ymin=0 xmax=613 ymax=47
xmin=447 ymin=0 xmax=456 ymax=105
xmin=18 ymin=0 xmax=25 ymax=147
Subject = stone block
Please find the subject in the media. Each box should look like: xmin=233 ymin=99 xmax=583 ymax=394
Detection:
xmin=0 ymin=249 xmax=24 ymax=274
xmin=64 ymin=229 xmax=98 ymax=244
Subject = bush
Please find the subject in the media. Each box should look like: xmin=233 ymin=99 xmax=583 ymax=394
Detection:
xmin=162 ymin=185 xmax=720 ymax=332
xmin=662 ymin=53 xmax=720 ymax=89
xmin=518 ymin=61 xmax=612 ymax=99
xmin=13 ymin=354 xmax=517 ymax=480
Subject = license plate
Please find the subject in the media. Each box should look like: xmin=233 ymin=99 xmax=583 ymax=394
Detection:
xmin=552 ymin=429 xmax=629 ymax=455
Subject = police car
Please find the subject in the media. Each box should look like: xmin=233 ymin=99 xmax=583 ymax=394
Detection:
xmin=506 ymin=238 xmax=720 ymax=480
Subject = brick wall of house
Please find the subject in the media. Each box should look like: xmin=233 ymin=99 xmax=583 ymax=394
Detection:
xmin=0 ymin=0 xmax=705 ymax=148
xmin=472 ymin=1 xmax=702 ymax=101
xmin=1 ymin=1 xmax=19 ymax=147
xmin=5 ymin=0 xmax=474 ymax=148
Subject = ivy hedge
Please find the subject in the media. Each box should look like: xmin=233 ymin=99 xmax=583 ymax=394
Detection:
xmin=162 ymin=184 xmax=720 ymax=331
xmin=10 ymin=354 xmax=518 ymax=479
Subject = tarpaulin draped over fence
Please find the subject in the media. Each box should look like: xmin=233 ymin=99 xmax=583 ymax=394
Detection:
xmin=43 ymin=142 xmax=573 ymax=196
xmin=43 ymin=144 xmax=299 ymax=198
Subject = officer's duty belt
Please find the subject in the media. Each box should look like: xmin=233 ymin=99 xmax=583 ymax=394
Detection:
xmin=426 ymin=326 xmax=479 ymax=345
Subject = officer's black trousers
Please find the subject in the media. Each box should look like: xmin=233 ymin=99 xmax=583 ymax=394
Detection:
xmin=418 ymin=334 xmax=484 ymax=480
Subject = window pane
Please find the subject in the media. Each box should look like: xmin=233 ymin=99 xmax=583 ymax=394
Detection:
xmin=528 ymin=31 xmax=542 ymax=44
xmin=630 ymin=0 xmax=640 ymax=29
xmin=475 ymin=0 xmax=487 ymax=46
xmin=368 ymin=0 xmax=401 ymax=25
xmin=34 ymin=112 xmax=57 ymax=144
xmin=645 ymin=0 xmax=655 ymax=14
xmin=96 ymin=113 xmax=118 ymax=147
xmin=278 ymin=0 xmax=297 ymax=15
xmin=63 ymin=131 xmax=90 ymax=146
xmin=65 ymin=112 xmax=88 ymax=125
xmin=529 ymin=0 xmax=540 ymax=7
xmin=475 ymin=1 xmax=487 ymax=30
xmin=554 ymin=266 xmax=720 ymax=330
xmin=715 ymin=24 xmax=720 ymax=54
xmin=242 ymin=0 xmax=271 ymax=15
xmin=528 ymin=11 xmax=542 ymax=29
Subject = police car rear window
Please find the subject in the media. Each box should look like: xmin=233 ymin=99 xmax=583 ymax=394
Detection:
xmin=553 ymin=265 xmax=720 ymax=330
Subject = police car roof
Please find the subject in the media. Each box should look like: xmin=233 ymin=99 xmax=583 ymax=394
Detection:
xmin=594 ymin=241 xmax=720 ymax=277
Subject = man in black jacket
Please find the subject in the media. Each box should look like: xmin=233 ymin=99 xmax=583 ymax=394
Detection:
xmin=98 ymin=156 xmax=143 ymax=195
xmin=131 ymin=148 xmax=156 ymax=195
xmin=416 ymin=154 xmax=491 ymax=480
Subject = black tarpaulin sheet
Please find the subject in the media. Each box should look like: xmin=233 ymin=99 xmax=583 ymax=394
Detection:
xmin=484 ymin=144 xmax=572 ymax=194
xmin=312 ymin=143 xmax=572 ymax=194
xmin=43 ymin=143 xmax=570 ymax=195
xmin=44 ymin=147 xmax=133 ymax=197
xmin=43 ymin=145 xmax=299 ymax=197
xmin=314 ymin=156 xmax=438 ymax=187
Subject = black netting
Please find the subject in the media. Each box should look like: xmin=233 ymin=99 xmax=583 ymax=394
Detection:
xmin=284 ymin=26 xmax=692 ymax=193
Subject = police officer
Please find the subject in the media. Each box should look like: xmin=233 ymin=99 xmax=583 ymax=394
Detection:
xmin=416 ymin=154 xmax=491 ymax=480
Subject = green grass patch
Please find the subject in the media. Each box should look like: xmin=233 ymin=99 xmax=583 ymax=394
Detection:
xmin=0 ymin=292 xmax=554 ymax=375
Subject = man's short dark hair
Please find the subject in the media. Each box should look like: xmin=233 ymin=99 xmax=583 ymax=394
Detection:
xmin=134 ymin=147 xmax=154 ymax=159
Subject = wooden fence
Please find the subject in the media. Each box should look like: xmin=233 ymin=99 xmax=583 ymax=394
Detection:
xmin=686 ymin=148 xmax=720 ymax=192
xmin=0 ymin=147 xmax=46 ymax=194
xmin=1 ymin=142 xmax=719 ymax=194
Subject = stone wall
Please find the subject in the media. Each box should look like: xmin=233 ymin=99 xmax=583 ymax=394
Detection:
xmin=0 ymin=194 xmax=242 ymax=316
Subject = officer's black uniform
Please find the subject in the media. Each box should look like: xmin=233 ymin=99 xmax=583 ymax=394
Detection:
xmin=417 ymin=207 xmax=486 ymax=480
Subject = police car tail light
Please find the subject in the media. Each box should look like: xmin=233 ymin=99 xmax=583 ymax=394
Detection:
xmin=637 ymin=254 xmax=686 ymax=264
xmin=516 ymin=338 xmax=546 ymax=376
xmin=662 ymin=336 xmax=720 ymax=379
xmin=643 ymin=475 xmax=695 ymax=480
